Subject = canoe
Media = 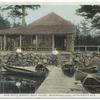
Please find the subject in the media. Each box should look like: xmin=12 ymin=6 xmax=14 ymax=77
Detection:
xmin=3 ymin=64 xmax=49 ymax=78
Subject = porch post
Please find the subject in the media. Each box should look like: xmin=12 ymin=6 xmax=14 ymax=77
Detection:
xmin=4 ymin=34 xmax=6 ymax=51
xmin=85 ymin=46 xmax=87 ymax=52
xmin=36 ymin=35 xmax=38 ymax=51
xmin=97 ymin=46 xmax=99 ymax=52
xmin=52 ymin=34 xmax=54 ymax=50
xmin=20 ymin=34 xmax=22 ymax=49
xmin=66 ymin=34 xmax=74 ymax=52
xmin=71 ymin=35 xmax=74 ymax=52
xmin=0 ymin=36 xmax=2 ymax=50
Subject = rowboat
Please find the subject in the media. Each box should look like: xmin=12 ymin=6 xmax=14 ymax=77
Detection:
xmin=79 ymin=66 xmax=97 ymax=74
xmin=62 ymin=64 xmax=75 ymax=77
xmin=82 ymin=75 xmax=100 ymax=93
xmin=75 ymin=69 xmax=100 ymax=93
xmin=3 ymin=64 xmax=49 ymax=78
xmin=75 ymin=69 xmax=88 ymax=81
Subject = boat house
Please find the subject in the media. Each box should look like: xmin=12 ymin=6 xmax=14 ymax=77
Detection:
xmin=0 ymin=12 xmax=76 ymax=52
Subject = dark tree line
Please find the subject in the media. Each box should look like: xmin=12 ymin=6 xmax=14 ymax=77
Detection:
xmin=75 ymin=5 xmax=100 ymax=46
xmin=75 ymin=24 xmax=100 ymax=46
xmin=75 ymin=34 xmax=100 ymax=45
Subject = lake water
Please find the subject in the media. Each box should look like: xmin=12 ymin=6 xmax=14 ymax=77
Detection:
xmin=0 ymin=71 xmax=46 ymax=94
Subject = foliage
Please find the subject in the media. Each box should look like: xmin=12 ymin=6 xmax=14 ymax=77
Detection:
xmin=76 ymin=5 xmax=100 ymax=29
xmin=79 ymin=20 xmax=90 ymax=36
xmin=13 ymin=22 xmax=22 ymax=28
xmin=0 ymin=16 xmax=11 ymax=29
xmin=75 ymin=24 xmax=100 ymax=46
xmin=0 ymin=5 xmax=40 ymax=26
xmin=75 ymin=19 xmax=100 ymax=47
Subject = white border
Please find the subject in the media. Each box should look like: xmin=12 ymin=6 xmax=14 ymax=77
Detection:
xmin=0 ymin=93 xmax=99 ymax=99
xmin=0 ymin=0 xmax=100 ymax=98
xmin=0 ymin=0 xmax=99 ymax=3
xmin=0 ymin=0 xmax=99 ymax=5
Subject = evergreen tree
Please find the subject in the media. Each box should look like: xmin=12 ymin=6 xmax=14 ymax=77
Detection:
xmin=0 ymin=16 xmax=10 ymax=29
xmin=0 ymin=5 xmax=40 ymax=26
xmin=76 ymin=5 xmax=100 ymax=29
xmin=79 ymin=20 xmax=90 ymax=36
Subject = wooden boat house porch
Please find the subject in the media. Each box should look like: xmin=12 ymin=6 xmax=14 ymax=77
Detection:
xmin=0 ymin=12 xmax=75 ymax=52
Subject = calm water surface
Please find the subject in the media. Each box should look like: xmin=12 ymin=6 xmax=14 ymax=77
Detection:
xmin=0 ymin=71 xmax=45 ymax=94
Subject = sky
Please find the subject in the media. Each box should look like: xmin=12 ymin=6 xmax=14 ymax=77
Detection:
xmin=25 ymin=5 xmax=84 ymax=25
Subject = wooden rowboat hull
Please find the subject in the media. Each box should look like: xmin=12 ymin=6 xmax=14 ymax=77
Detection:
xmin=3 ymin=65 xmax=48 ymax=78
xmin=82 ymin=76 xmax=100 ymax=93
xmin=62 ymin=64 xmax=75 ymax=77
xmin=75 ymin=70 xmax=87 ymax=81
xmin=75 ymin=69 xmax=100 ymax=93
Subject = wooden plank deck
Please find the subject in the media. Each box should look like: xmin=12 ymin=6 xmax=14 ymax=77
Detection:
xmin=35 ymin=66 xmax=88 ymax=94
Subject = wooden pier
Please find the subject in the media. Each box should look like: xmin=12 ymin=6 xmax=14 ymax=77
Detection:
xmin=35 ymin=66 xmax=88 ymax=94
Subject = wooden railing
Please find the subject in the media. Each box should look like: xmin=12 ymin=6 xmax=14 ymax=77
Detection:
xmin=74 ymin=45 xmax=100 ymax=52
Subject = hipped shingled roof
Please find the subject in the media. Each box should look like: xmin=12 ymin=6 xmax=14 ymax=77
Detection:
xmin=0 ymin=12 xmax=76 ymax=35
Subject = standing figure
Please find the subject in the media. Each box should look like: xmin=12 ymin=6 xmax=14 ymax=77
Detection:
xmin=51 ymin=48 xmax=59 ymax=66
xmin=16 ymin=47 xmax=23 ymax=61
xmin=16 ymin=47 xmax=22 ymax=54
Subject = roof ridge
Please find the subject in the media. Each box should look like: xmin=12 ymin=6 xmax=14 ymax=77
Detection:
xmin=28 ymin=12 xmax=73 ymax=26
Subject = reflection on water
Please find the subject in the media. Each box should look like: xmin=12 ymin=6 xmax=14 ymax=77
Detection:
xmin=0 ymin=72 xmax=45 ymax=93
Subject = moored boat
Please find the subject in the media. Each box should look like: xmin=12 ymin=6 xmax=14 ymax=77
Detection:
xmin=75 ymin=69 xmax=88 ymax=81
xmin=62 ymin=64 xmax=75 ymax=77
xmin=75 ymin=69 xmax=100 ymax=93
xmin=3 ymin=64 xmax=49 ymax=78
xmin=79 ymin=66 xmax=97 ymax=74
xmin=82 ymin=75 xmax=100 ymax=93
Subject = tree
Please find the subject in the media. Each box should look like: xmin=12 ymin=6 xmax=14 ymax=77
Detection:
xmin=0 ymin=15 xmax=11 ymax=29
xmin=76 ymin=5 xmax=100 ymax=29
xmin=75 ymin=20 xmax=91 ymax=46
xmin=75 ymin=24 xmax=81 ymax=45
xmin=0 ymin=5 xmax=40 ymax=26
xmin=12 ymin=5 xmax=40 ymax=26
xmin=13 ymin=22 xmax=22 ymax=28
xmin=79 ymin=20 xmax=90 ymax=36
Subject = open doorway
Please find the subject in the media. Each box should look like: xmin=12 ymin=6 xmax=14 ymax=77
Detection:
xmin=54 ymin=35 xmax=66 ymax=51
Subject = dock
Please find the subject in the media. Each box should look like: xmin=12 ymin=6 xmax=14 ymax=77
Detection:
xmin=35 ymin=66 xmax=88 ymax=94
xmin=8 ymin=65 xmax=88 ymax=93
